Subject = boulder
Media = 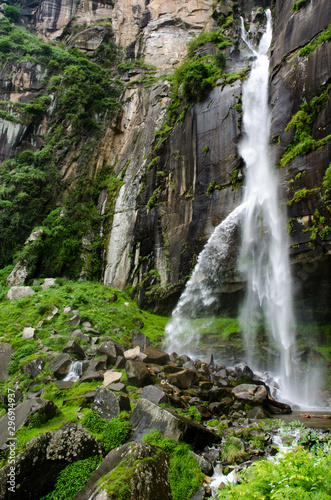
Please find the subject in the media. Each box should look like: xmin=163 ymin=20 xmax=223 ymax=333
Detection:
xmin=41 ymin=278 xmax=56 ymax=290
xmin=68 ymin=314 xmax=81 ymax=326
xmin=86 ymin=356 xmax=107 ymax=372
xmin=129 ymin=399 xmax=221 ymax=450
xmin=141 ymin=385 xmax=168 ymax=405
xmin=107 ymin=382 xmax=126 ymax=392
xmin=143 ymin=347 xmax=170 ymax=365
xmin=0 ymin=422 xmax=99 ymax=499
xmin=70 ymin=330 xmax=91 ymax=343
xmin=0 ymin=342 xmax=14 ymax=381
xmin=7 ymin=286 xmax=34 ymax=300
xmin=167 ymin=369 xmax=196 ymax=389
xmin=115 ymin=355 xmax=127 ymax=368
xmin=21 ymin=357 xmax=45 ymax=379
xmin=48 ymin=353 xmax=72 ymax=378
xmin=232 ymin=384 xmax=268 ymax=402
xmin=6 ymin=261 xmax=27 ymax=286
xmin=189 ymin=451 xmax=213 ymax=475
xmin=0 ymin=398 xmax=60 ymax=447
xmin=103 ymin=370 xmax=122 ymax=386
xmin=92 ymin=386 xmax=130 ymax=419
xmin=96 ymin=341 xmax=124 ymax=365
xmin=62 ymin=340 xmax=85 ymax=359
xmin=124 ymin=346 xmax=141 ymax=359
xmin=79 ymin=370 xmax=103 ymax=383
xmin=125 ymin=360 xmax=154 ymax=388
xmin=131 ymin=330 xmax=151 ymax=350
xmin=73 ymin=442 xmax=171 ymax=500
xmin=233 ymin=364 xmax=254 ymax=379
xmin=22 ymin=327 xmax=35 ymax=340
xmin=247 ymin=406 xmax=268 ymax=419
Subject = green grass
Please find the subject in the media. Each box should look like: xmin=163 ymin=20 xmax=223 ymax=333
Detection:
xmin=299 ymin=24 xmax=331 ymax=57
xmin=0 ymin=279 xmax=168 ymax=351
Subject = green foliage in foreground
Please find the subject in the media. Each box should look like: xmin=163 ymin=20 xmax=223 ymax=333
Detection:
xmin=142 ymin=431 xmax=204 ymax=500
xmin=41 ymin=455 xmax=103 ymax=500
xmin=217 ymin=445 xmax=331 ymax=499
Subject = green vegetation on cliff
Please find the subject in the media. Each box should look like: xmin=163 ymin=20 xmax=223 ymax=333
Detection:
xmin=0 ymin=16 xmax=124 ymax=279
xmin=279 ymin=84 xmax=331 ymax=168
xmin=299 ymin=24 xmax=331 ymax=57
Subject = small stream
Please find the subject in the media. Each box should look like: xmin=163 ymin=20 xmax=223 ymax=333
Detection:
xmin=209 ymin=411 xmax=331 ymax=497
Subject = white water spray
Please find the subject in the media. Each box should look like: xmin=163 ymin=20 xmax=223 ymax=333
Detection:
xmin=164 ymin=203 xmax=247 ymax=355
xmin=63 ymin=361 xmax=83 ymax=382
xmin=239 ymin=10 xmax=295 ymax=400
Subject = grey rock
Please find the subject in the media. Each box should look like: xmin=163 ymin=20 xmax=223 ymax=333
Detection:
xmin=6 ymin=261 xmax=27 ymax=286
xmin=22 ymin=327 xmax=35 ymax=340
xmin=86 ymin=356 xmax=107 ymax=372
xmin=73 ymin=442 xmax=171 ymax=500
xmin=0 ymin=343 xmax=14 ymax=381
xmin=247 ymin=406 xmax=268 ymax=419
xmin=92 ymin=386 xmax=130 ymax=420
xmin=41 ymin=278 xmax=56 ymax=290
xmin=7 ymin=286 xmax=34 ymax=300
xmin=68 ymin=314 xmax=81 ymax=326
xmin=131 ymin=330 xmax=151 ymax=350
xmin=96 ymin=341 xmax=124 ymax=365
xmin=48 ymin=353 xmax=72 ymax=378
xmin=141 ymin=385 xmax=168 ymax=404
xmin=189 ymin=451 xmax=213 ymax=475
xmin=129 ymin=399 xmax=220 ymax=450
xmin=63 ymin=340 xmax=85 ymax=359
xmin=167 ymin=369 xmax=196 ymax=389
xmin=21 ymin=356 xmax=45 ymax=379
xmin=125 ymin=360 xmax=154 ymax=388
xmin=0 ymin=398 xmax=59 ymax=447
xmin=107 ymin=382 xmax=126 ymax=392
xmin=190 ymin=486 xmax=206 ymax=500
xmin=143 ymin=347 xmax=170 ymax=365
xmin=232 ymin=384 xmax=268 ymax=402
xmin=71 ymin=330 xmax=91 ymax=343
xmin=79 ymin=370 xmax=103 ymax=383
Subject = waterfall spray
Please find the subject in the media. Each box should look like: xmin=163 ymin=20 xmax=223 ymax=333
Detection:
xmin=239 ymin=10 xmax=296 ymax=400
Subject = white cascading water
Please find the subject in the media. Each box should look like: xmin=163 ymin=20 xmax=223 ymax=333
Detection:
xmin=238 ymin=10 xmax=296 ymax=401
xmin=164 ymin=11 xmax=322 ymax=406
xmin=63 ymin=361 xmax=83 ymax=382
xmin=164 ymin=202 xmax=247 ymax=355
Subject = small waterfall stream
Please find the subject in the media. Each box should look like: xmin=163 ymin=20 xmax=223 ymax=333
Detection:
xmin=63 ymin=361 xmax=83 ymax=382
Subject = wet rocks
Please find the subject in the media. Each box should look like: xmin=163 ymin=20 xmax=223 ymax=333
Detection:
xmin=167 ymin=368 xmax=196 ymax=389
xmin=96 ymin=341 xmax=124 ymax=365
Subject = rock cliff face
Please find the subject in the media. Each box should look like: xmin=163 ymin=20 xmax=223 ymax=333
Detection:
xmin=0 ymin=0 xmax=330 ymax=313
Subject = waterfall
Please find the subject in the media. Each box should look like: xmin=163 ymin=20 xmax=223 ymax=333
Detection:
xmin=164 ymin=203 xmax=247 ymax=355
xmin=164 ymin=11 xmax=321 ymax=406
xmin=63 ymin=361 xmax=83 ymax=382
xmin=238 ymin=10 xmax=296 ymax=401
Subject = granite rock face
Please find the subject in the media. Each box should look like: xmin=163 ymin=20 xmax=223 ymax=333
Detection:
xmin=1 ymin=0 xmax=330 ymax=311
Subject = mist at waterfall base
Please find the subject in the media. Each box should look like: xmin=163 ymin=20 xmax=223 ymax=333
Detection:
xmin=164 ymin=11 xmax=322 ymax=409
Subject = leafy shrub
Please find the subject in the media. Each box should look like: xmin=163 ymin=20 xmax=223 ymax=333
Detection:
xmin=217 ymin=445 xmax=331 ymax=499
xmin=3 ymin=6 xmax=21 ymax=23
xmin=175 ymin=60 xmax=219 ymax=102
xmin=80 ymin=410 xmax=131 ymax=452
xmin=41 ymin=455 xmax=102 ymax=500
